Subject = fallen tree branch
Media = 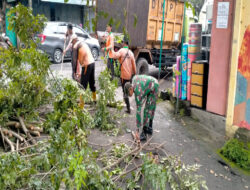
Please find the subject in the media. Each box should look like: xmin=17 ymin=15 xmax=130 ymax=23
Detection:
xmin=156 ymin=147 xmax=169 ymax=157
xmin=0 ymin=140 xmax=48 ymax=156
xmin=28 ymin=121 xmax=42 ymax=125
xmin=16 ymin=139 xmax=19 ymax=151
xmin=142 ymin=141 xmax=166 ymax=152
xmin=112 ymin=163 xmax=143 ymax=182
xmin=29 ymin=130 xmax=40 ymax=137
xmin=6 ymin=121 xmax=20 ymax=128
xmin=3 ymin=129 xmax=24 ymax=142
xmin=18 ymin=116 xmax=28 ymax=135
xmin=32 ymin=127 xmax=43 ymax=133
xmin=0 ymin=127 xmax=7 ymax=150
xmin=116 ymin=138 xmax=161 ymax=182
xmin=27 ymin=124 xmax=34 ymax=131
xmin=3 ymin=136 xmax=15 ymax=152
xmin=41 ymin=164 xmax=58 ymax=181
xmin=21 ymin=152 xmax=42 ymax=158
xmin=16 ymin=129 xmax=20 ymax=151
xmin=100 ymin=136 xmax=153 ymax=173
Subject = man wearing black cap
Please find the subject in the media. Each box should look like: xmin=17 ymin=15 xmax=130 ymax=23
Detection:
xmin=111 ymin=37 xmax=136 ymax=113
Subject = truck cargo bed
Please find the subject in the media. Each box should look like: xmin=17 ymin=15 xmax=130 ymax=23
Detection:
xmin=96 ymin=0 xmax=184 ymax=49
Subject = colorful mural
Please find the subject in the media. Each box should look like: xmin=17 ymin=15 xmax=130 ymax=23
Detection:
xmin=233 ymin=25 xmax=250 ymax=130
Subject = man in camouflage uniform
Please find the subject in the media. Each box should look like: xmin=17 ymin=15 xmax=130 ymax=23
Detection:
xmin=124 ymin=75 xmax=159 ymax=141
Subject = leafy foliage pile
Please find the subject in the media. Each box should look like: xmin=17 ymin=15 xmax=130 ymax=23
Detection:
xmin=140 ymin=154 xmax=208 ymax=190
xmin=94 ymin=69 xmax=122 ymax=130
xmin=0 ymin=79 xmax=116 ymax=189
xmin=97 ymin=142 xmax=208 ymax=190
xmin=0 ymin=4 xmax=49 ymax=122
xmin=0 ymin=4 xmax=51 ymax=152
xmin=220 ymin=138 xmax=250 ymax=171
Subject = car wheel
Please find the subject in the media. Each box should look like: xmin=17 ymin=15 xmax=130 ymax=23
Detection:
xmin=91 ymin=48 xmax=99 ymax=61
xmin=136 ymin=58 xmax=149 ymax=75
xmin=53 ymin=48 xmax=63 ymax=64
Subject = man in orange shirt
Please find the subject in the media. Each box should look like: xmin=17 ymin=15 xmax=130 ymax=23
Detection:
xmin=102 ymin=24 xmax=115 ymax=79
xmin=112 ymin=37 xmax=136 ymax=113
xmin=71 ymin=34 xmax=96 ymax=103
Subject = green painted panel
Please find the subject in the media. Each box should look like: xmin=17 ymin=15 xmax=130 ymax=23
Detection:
xmin=6 ymin=8 xmax=17 ymax=47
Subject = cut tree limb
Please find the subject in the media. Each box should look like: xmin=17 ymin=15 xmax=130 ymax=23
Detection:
xmin=27 ymin=124 xmax=43 ymax=132
xmin=0 ymin=127 xmax=7 ymax=150
xmin=16 ymin=139 xmax=19 ymax=151
xmin=6 ymin=121 xmax=20 ymax=128
xmin=113 ymin=163 xmax=143 ymax=182
xmin=3 ymin=129 xmax=24 ymax=142
xmin=32 ymin=127 xmax=43 ymax=133
xmin=4 ymin=136 xmax=15 ymax=152
xmin=18 ymin=116 xmax=36 ymax=144
xmin=29 ymin=130 xmax=40 ymax=137
xmin=16 ymin=129 xmax=20 ymax=151
xmin=18 ymin=116 xmax=28 ymax=135
xmin=0 ymin=140 xmax=49 ymax=156
xmin=27 ymin=124 xmax=34 ymax=131
xmin=100 ymin=136 xmax=153 ymax=173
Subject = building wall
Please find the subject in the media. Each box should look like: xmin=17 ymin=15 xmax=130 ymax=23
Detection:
xmin=226 ymin=0 xmax=250 ymax=137
xmin=32 ymin=1 xmax=83 ymax=26
xmin=206 ymin=0 xmax=235 ymax=116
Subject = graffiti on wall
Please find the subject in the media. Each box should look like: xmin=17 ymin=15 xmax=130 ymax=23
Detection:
xmin=233 ymin=25 xmax=250 ymax=130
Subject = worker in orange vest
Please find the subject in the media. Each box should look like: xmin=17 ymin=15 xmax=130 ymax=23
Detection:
xmin=111 ymin=36 xmax=136 ymax=113
xmin=102 ymin=24 xmax=115 ymax=79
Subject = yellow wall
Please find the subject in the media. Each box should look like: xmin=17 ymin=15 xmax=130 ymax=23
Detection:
xmin=226 ymin=0 xmax=250 ymax=137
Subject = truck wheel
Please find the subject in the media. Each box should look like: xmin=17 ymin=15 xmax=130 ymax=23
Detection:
xmin=136 ymin=58 xmax=149 ymax=75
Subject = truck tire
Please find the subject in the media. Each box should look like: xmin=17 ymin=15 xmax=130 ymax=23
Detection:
xmin=136 ymin=58 xmax=149 ymax=75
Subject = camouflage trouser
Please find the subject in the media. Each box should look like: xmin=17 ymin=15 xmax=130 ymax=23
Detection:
xmin=143 ymin=89 xmax=158 ymax=128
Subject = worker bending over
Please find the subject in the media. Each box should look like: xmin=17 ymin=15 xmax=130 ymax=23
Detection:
xmin=124 ymin=75 xmax=159 ymax=141
xmin=71 ymin=34 xmax=96 ymax=104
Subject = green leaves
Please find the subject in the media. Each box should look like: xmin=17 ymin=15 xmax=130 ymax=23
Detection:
xmin=94 ymin=69 xmax=118 ymax=130
xmin=185 ymin=1 xmax=196 ymax=17
xmin=133 ymin=14 xmax=138 ymax=28
xmin=140 ymin=154 xmax=208 ymax=190
xmin=7 ymin=3 xmax=47 ymax=48
xmin=142 ymin=154 xmax=167 ymax=190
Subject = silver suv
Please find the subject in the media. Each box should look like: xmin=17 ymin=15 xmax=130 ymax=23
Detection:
xmin=38 ymin=22 xmax=100 ymax=64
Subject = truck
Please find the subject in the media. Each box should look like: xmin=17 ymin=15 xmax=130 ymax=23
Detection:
xmin=96 ymin=0 xmax=184 ymax=74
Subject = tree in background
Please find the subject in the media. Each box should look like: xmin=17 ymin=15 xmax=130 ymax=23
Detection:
xmin=189 ymin=0 xmax=205 ymax=18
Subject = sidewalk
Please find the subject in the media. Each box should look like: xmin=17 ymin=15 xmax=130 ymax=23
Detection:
xmin=88 ymin=85 xmax=250 ymax=190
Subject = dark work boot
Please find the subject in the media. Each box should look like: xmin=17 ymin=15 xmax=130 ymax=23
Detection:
xmin=140 ymin=131 xmax=147 ymax=141
xmin=140 ymin=126 xmax=148 ymax=141
xmin=147 ymin=119 xmax=153 ymax=135
xmin=124 ymin=97 xmax=131 ymax=114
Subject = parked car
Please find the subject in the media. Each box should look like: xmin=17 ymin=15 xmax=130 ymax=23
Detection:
xmin=38 ymin=22 xmax=100 ymax=64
